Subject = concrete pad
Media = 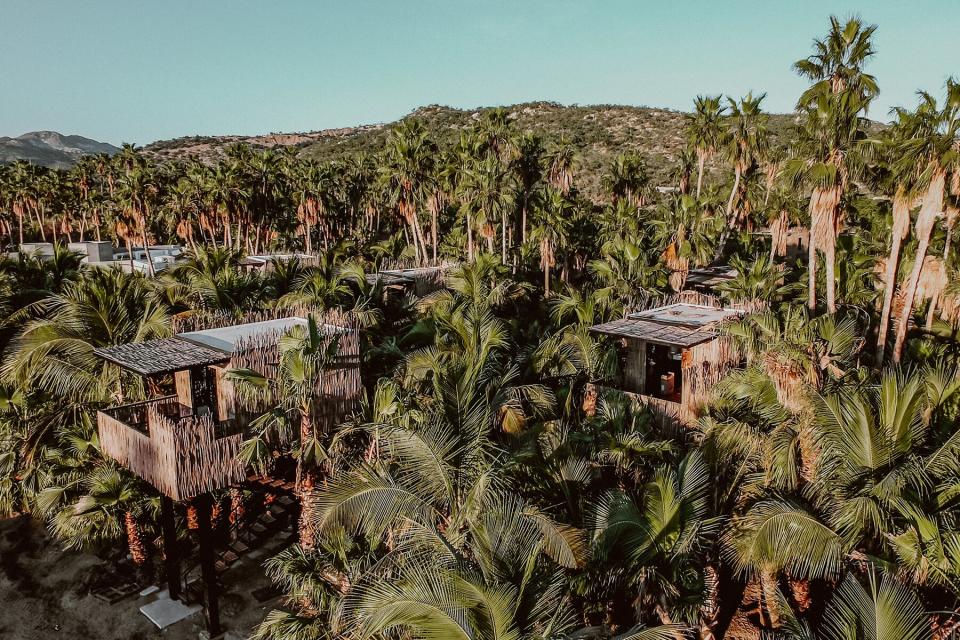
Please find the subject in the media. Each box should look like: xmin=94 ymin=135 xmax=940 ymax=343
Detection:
xmin=139 ymin=590 xmax=201 ymax=629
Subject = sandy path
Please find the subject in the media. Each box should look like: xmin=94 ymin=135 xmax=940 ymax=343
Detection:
xmin=0 ymin=515 xmax=280 ymax=639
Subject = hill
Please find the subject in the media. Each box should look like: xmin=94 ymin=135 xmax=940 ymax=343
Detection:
xmin=142 ymin=102 xmax=801 ymax=194
xmin=0 ymin=131 xmax=120 ymax=168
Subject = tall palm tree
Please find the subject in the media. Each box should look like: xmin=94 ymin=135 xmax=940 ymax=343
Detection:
xmin=531 ymin=190 xmax=573 ymax=297
xmin=789 ymin=16 xmax=878 ymax=313
xmin=715 ymin=92 xmax=768 ymax=260
xmin=890 ymin=79 xmax=960 ymax=362
xmin=513 ymin=133 xmax=545 ymax=246
xmin=380 ymin=120 xmax=436 ymax=264
xmin=686 ymin=95 xmax=727 ymax=197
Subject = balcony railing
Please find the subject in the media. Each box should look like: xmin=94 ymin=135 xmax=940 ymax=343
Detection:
xmin=101 ymin=395 xmax=190 ymax=434
xmin=97 ymin=396 xmax=245 ymax=500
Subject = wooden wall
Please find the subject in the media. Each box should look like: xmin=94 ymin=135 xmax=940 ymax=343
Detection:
xmin=681 ymin=336 xmax=741 ymax=417
xmin=98 ymin=399 xmax=244 ymax=501
xmin=622 ymin=338 xmax=646 ymax=394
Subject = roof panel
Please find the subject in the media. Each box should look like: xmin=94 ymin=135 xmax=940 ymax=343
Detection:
xmin=94 ymin=338 xmax=231 ymax=376
xmin=176 ymin=317 xmax=310 ymax=352
xmin=590 ymin=303 xmax=743 ymax=347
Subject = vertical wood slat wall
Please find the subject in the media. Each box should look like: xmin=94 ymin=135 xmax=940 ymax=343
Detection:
xmin=98 ymin=402 xmax=244 ymax=501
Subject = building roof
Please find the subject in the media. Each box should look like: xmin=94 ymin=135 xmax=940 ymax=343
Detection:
xmin=177 ymin=317 xmax=310 ymax=352
xmin=176 ymin=316 xmax=350 ymax=353
xmin=94 ymin=338 xmax=231 ymax=376
xmin=364 ymin=271 xmax=414 ymax=286
xmin=685 ymin=265 xmax=738 ymax=290
xmin=365 ymin=265 xmax=450 ymax=288
xmin=95 ymin=316 xmax=352 ymax=375
xmin=590 ymin=303 xmax=743 ymax=348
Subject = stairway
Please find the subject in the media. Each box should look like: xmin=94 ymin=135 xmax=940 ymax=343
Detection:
xmin=179 ymin=489 xmax=300 ymax=605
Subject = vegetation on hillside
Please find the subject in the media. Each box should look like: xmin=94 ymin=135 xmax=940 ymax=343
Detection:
xmin=0 ymin=15 xmax=959 ymax=640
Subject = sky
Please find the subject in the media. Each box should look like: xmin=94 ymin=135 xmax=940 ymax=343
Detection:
xmin=1 ymin=1 xmax=957 ymax=146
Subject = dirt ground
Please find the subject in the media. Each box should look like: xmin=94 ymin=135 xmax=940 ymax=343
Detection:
xmin=0 ymin=515 xmax=282 ymax=640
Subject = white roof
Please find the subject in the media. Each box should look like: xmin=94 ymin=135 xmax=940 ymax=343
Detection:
xmin=628 ymin=303 xmax=742 ymax=328
xmin=177 ymin=317 xmax=347 ymax=353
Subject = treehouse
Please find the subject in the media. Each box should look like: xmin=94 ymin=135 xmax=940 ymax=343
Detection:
xmin=365 ymin=264 xmax=453 ymax=296
xmin=589 ymin=302 xmax=743 ymax=427
xmin=684 ymin=265 xmax=738 ymax=294
xmin=93 ymin=315 xmax=362 ymax=501
xmin=93 ymin=312 xmax=361 ymax=634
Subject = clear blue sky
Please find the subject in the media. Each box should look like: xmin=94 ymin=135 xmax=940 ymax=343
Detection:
xmin=2 ymin=1 xmax=957 ymax=145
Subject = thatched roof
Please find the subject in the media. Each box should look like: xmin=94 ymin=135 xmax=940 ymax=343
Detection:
xmin=590 ymin=303 xmax=743 ymax=348
xmin=94 ymin=338 xmax=231 ymax=376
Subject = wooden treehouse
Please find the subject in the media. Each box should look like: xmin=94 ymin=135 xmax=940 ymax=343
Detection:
xmin=589 ymin=301 xmax=743 ymax=428
xmin=365 ymin=262 xmax=454 ymax=297
xmin=92 ymin=311 xmax=361 ymax=634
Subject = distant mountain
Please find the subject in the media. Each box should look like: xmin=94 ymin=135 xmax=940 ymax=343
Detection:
xmin=0 ymin=131 xmax=120 ymax=168
xmin=141 ymin=102 xmax=802 ymax=198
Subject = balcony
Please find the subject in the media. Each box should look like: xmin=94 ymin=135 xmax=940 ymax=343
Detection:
xmin=97 ymin=395 xmax=245 ymax=501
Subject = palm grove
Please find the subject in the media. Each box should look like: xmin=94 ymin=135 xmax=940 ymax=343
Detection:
xmin=1 ymin=16 xmax=960 ymax=640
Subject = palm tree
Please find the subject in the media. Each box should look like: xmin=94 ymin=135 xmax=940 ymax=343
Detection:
xmin=789 ymin=16 xmax=878 ymax=313
xmin=715 ymin=92 xmax=768 ymax=260
xmin=686 ymin=95 xmax=727 ymax=197
xmin=2 ymin=268 xmax=170 ymax=404
xmin=889 ymin=79 xmax=960 ymax=362
xmin=594 ymin=452 xmax=720 ymax=630
xmin=380 ymin=120 xmax=436 ymax=264
xmin=651 ymin=194 xmax=720 ymax=291
xmin=116 ymin=151 xmax=160 ymax=276
xmin=531 ymin=190 xmax=573 ymax=297
xmin=603 ymin=152 xmax=651 ymax=208
xmin=513 ymin=133 xmax=545 ymax=246
xmin=227 ymin=316 xmax=344 ymax=550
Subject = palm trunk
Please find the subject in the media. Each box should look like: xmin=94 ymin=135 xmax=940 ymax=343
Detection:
xmin=125 ymin=237 xmax=134 ymax=273
xmin=824 ymin=233 xmax=837 ymax=313
xmin=501 ymin=209 xmax=507 ymax=264
xmin=432 ymin=205 xmax=438 ymax=263
xmin=521 ymin=199 xmax=528 ymax=245
xmin=808 ymin=233 xmax=817 ymax=311
xmin=893 ymin=171 xmax=945 ymax=362
xmin=714 ymin=166 xmax=741 ymax=261
xmin=35 ymin=206 xmax=46 ymax=242
xmin=414 ymin=216 xmax=429 ymax=265
xmin=124 ymin=511 xmax=147 ymax=565
xmin=876 ymin=191 xmax=911 ymax=364
xmin=542 ymin=239 xmax=551 ymax=297
xmin=467 ymin=215 xmax=474 ymax=262
xmin=140 ymin=221 xmax=155 ymax=277
xmin=298 ymin=413 xmax=317 ymax=551
xmin=696 ymin=152 xmax=706 ymax=198
xmin=928 ymin=213 xmax=957 ymax=331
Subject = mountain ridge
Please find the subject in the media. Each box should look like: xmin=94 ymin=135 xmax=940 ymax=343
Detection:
xmin=0 ymin=131 xmax=120 ymax=168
